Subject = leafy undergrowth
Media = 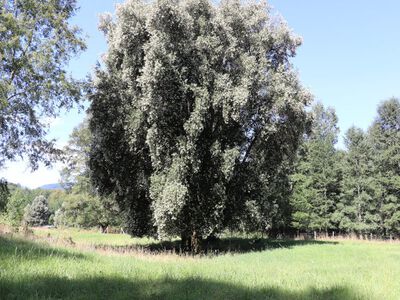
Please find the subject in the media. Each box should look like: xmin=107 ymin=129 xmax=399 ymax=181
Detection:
xmin=1 ymin=229 xmax=400 ymax=299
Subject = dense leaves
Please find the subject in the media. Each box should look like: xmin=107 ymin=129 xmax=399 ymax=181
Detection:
xmin=290 ymin=103 xmax=341 ymax=233
xmin=369 ymin=98 xmax=400 ymax=236
xmin=4 ymin=185 xmax=43 ymax=227
xmin=336 ymin=127 xmax=379 ymax=233
xmin=57 ymin=119 xmax=123 ymax=230
xmin=89 ymin=0 xmax=311 ymax=248
xmin=53 ymin=192 xmax=121 ymax=231
xmin=0 ymin=0 xmax=86 ymax=169
xmin=291 ymin=99 xmax=400 ymax=237
xmin=60 ymin=118 xmax=91 ymax=192
xmin=23 ymin=195 xmax=51 ymax=226
xmin=0 ymin=179 xmax=9 ymax=211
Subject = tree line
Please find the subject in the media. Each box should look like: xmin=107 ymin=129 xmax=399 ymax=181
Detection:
xmin=1 ymin=182 xmax=122 ymax=231
xmin=0 ymin=120 xmax=122 ymax=231
xmin=2 ymin=97 xmax=398 ymax=240
xmin=291 ymin=99 xmax=400 ymax=238
xmin=0 ymin=0 xmax=399 ymax=252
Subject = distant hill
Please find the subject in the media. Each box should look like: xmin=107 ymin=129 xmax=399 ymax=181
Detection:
xmin=38 ymin=183 xmax=64 ymax=190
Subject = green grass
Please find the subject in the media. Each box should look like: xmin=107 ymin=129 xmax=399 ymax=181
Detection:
xmin=1 ymin=229 xmax=400 ymax=299
xmin=31 ymin=227 xmax=157 ymax=247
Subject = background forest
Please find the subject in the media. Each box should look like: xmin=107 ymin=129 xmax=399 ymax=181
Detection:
xmin=2 ymin=98 xmax=399 ymax=239
xmin=0 ymin=0 xmax=399 ymax=246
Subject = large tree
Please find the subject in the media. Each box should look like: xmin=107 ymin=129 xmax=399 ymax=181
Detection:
xmin=89 ymin=0 xmax=311 ymax=250
xmin=336 ymin=127 xmax=380 ymax=235
xmin=0 ymin=0 xmax=86 ymax=169
xmin=60 ymin=118 xmax=122 ymax=231
xmin=290 ymin=103 xmax=342 ymax=234
xmin=369 ymin=98 xmax=400 ymax=237
xmin=60 ymin=118 xmax=91 ymax=192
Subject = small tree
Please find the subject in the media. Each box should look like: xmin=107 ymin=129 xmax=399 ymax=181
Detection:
xmin=5 ymin=187 xmax=36 ymax=227
xmin=24 ymin=195 xmax=50 ymax=226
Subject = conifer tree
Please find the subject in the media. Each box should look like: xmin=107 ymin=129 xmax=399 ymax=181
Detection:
xmin=369 ymin=98 xmax=400 ymax=237
xmin=335 ymin=127 xmax=380 ymax=235
xmin=290 ymin=103 xmax=341 ymax=234
xmin=24 ymin=195 xmax=50 ymax=226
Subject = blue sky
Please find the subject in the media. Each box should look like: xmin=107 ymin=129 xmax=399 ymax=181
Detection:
xmin=271 ymin=0 xmax=400 ymax=132
xmin=2 ymin=0 xmax=400 ymax=188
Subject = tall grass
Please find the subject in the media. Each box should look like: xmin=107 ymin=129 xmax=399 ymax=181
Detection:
xmin=1 ymin=228 xmax=400 ymax=299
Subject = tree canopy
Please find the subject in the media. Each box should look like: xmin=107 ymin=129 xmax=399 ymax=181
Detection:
xmin=89 ymin=0 xmax=311 ymax=250
xmin=0 ymin=0 xmax=86 ymax=169
xmin=60 ymin=118 xmax=91 ymax=192
xmin=290 ymin=99 xmax=400 ymax=238
xmin=369 ymin=98 xmax=400 ymax=235
xmin=290 ymin=103 xmax=341 ymax=233
xmin=57 ymin=119 xmax=122 ymax=231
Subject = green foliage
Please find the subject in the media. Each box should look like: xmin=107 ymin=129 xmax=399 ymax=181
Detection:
xmin=4 ymin=186 xmax=41 ymax=227
xmin=291 ymin=98 xmax=400 ymax=237
xmin=23 ymin=195 xmax=51 ymax=226
xmin=0 ymin=0 xmax=86 ymax=169
xmin=0 ymin=179 xmax=10 ymax=211
xmin=60 ymin=118 xmax=92 ymax=192
xmin=54 ymin=192 xmax=122 ymax=230
xmin=89 ymin=0 xmax=311 ymax=246
xmin=336 ymin=127 xmax=379 ymax=234
xmin=369 ymin=98 xmax=400 ymax=236
xmin=290 ymin=103 xmax=341 ymax=232
xmin=57 ymin=119 xmax=123 ymax=230
xmin=54 ymin=193 xmax=97 ymax=228
xmin=47 ymin=189 xmax=67 ymax=213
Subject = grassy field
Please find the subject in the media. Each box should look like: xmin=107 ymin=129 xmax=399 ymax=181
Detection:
xmin=1 ymin=228 xmax=400 ymax=299
xmin=32 ymin=227 xmax=157 ymax=247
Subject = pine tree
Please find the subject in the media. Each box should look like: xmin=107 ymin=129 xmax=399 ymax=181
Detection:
xmin=336 ymin=127 xmax=380 ymax=235
xmin=24 ymin=195 xmax=50 ymax=226
xmin=291 ymin=103 xmax=341 ymax=234
xmin=369 ymin=98 xmax=400 ymax=237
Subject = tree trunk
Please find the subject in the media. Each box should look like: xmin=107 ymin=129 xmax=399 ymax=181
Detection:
xmin=181 ymin=230 xmax=202 ymax=253
xmin=191 ymin=230 xmax=201 ymax=254
xmin=99 ymin=224 xmax=108 ymax=233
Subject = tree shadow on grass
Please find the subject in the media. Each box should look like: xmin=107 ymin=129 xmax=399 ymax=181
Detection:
xmin=0 ymin=235 xmax=87 ymax=261
xmin=0 ymin=274 xmax=364 ymax=300
xmin=94 ymin=237 xmax=338 ymax=256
